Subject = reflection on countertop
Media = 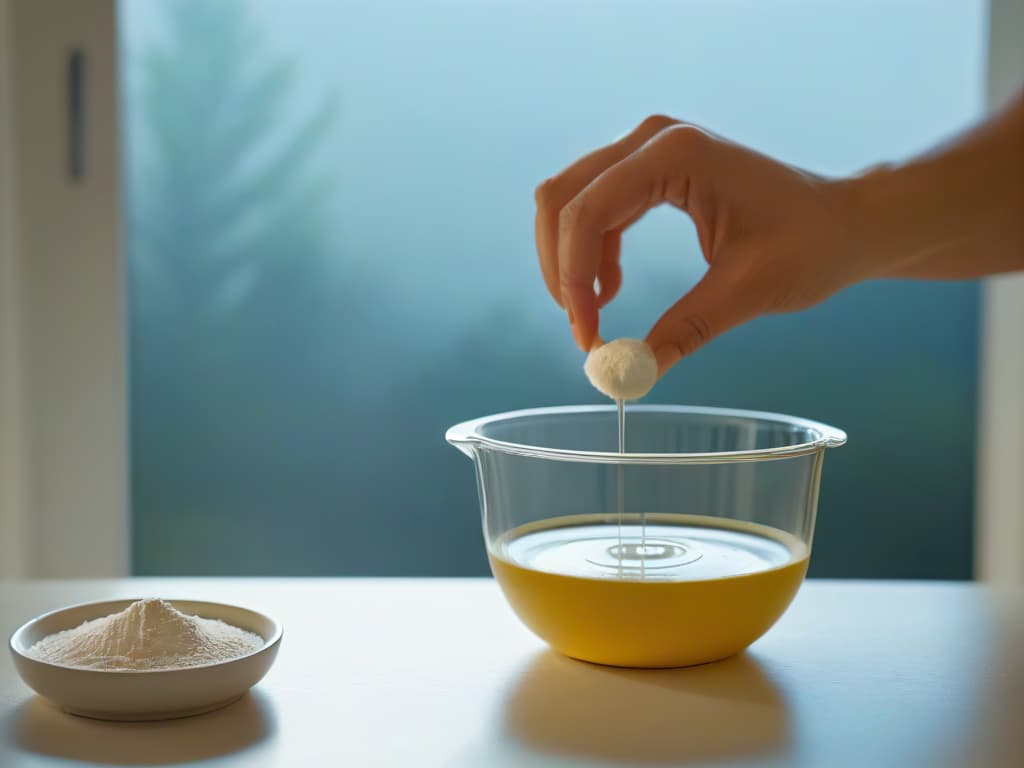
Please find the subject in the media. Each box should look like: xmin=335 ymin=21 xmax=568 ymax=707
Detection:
xmin=502 ymin=650 xmax=790 ymax=765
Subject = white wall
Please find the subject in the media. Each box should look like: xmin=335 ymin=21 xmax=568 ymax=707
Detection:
xmin=976 ymin=0 xmax=1024 ymax=583
xmin=1 ymin=0 xmax=127 ymax=577
xmin=0 ymin=0 xmax=27 ymax=577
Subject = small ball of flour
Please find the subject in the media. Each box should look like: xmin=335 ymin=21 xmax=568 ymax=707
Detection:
xmin=584 ymin=338 xmax=658 ymax=400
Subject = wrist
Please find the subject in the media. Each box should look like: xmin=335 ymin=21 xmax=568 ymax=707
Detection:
xmin=827 ymin=161 xmax=931 ymax=280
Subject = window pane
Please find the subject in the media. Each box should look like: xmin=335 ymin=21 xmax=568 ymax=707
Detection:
xmin=120 ymin=0 xmax=986 ymax=577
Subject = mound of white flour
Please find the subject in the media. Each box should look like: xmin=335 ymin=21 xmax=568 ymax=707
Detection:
xmin=27 ymin=598 xmax=263 ymax=671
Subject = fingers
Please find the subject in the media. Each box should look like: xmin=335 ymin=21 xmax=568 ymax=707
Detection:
xmin=535 ymin=114 xmax=679 ymax=308
xmin=596 ymin=231 xmax=622 ymax=307
xmin=645 ymin=264 xmax=765 ymax=375
xmin=559 ymin=125 xmax=705 ymax=350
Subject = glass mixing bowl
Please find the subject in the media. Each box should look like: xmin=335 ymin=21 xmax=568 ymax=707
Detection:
xmin=447 ymin=405 xmax=846 ymax=668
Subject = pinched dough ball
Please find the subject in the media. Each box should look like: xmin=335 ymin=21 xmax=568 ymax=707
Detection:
xmin=583 ymin=338 xmax=658 ymax=400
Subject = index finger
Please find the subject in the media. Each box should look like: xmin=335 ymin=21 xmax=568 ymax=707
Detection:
xmin=534 ymin=115 xmax=679 ymax=307
xmin=558 ymin=125 xmax=702 ymax=350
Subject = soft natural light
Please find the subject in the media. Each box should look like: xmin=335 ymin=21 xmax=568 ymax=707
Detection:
xmin=119 ymin=0 xmax=987 ymax=577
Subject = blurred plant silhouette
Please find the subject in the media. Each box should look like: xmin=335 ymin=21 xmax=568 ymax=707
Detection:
xmin=128 ymin=0 xmax=338 ymax=326
xmin=127 ymin=0 xmax=365 ymax=572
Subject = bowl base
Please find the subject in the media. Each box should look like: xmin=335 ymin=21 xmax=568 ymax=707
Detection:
xmin=562 ymin=650 xmax=742 ymax=670
xmin=61 ymin=694 xmax=244 ymax=722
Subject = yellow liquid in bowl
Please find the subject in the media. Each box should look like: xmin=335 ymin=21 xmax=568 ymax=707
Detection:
xmin=489 ymin=514 xmax=808 ymax=668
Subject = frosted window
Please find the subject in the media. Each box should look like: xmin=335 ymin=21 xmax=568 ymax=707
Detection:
xmin=121 ymin=0 xmax=986 ymax=576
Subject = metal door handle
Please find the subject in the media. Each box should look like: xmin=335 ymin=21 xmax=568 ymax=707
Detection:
xmin=68 ymin=49 xmax=86 ymax=180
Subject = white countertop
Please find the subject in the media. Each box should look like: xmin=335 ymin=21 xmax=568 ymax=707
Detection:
xmin=0 ymin=579 xmax=1021 ymax=768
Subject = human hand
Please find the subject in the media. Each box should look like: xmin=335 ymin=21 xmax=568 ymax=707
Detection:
xmin=534 ymin=115 xmax=872 ymax=375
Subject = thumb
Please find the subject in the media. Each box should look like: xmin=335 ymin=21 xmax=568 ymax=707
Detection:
xmin=645 ymin=267 xmax=764 ymax=376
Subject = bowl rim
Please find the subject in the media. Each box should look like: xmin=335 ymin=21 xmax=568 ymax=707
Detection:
xmin=9 ymin=597 xmax=283 ymax=675
xmin=446 ymin=404 xmax=847 ymax=465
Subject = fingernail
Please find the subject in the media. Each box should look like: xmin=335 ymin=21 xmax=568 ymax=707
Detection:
xmin=567 ymin=306 xmax=585 ymax=350
xmin=653 ymin=343 xmax=682 ymax=375
xmin=572 ymin=325 xmax=588 ymax=351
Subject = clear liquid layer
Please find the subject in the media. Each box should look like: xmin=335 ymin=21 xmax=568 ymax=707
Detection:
xmin=495 ymin=516 xmax=806 ymax=583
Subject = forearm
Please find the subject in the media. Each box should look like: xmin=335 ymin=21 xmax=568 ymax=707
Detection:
xmin=837 ymin=89 xmax=1024 ymax=280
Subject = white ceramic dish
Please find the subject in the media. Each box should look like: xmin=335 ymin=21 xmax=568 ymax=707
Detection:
xmin=8 ymin=598 xmax=282 ymax=721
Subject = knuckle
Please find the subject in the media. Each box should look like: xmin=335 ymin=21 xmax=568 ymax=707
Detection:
xmin=681 ymin=315 xmax=713 ymax=348
xmin=558 ymin=273 xmax=580 ymax=298
xmin=658 ymin=123 xmax=706 ymax=153
xmin=534 ymin=177 xmax=560 ymax=208
xmin=558 ymin=263 xmax=589 ymax=291
xmin=558 ymin=195 xmax=591 ymax=235
xmin=638 ymin=114 xmax=678 ymax=136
